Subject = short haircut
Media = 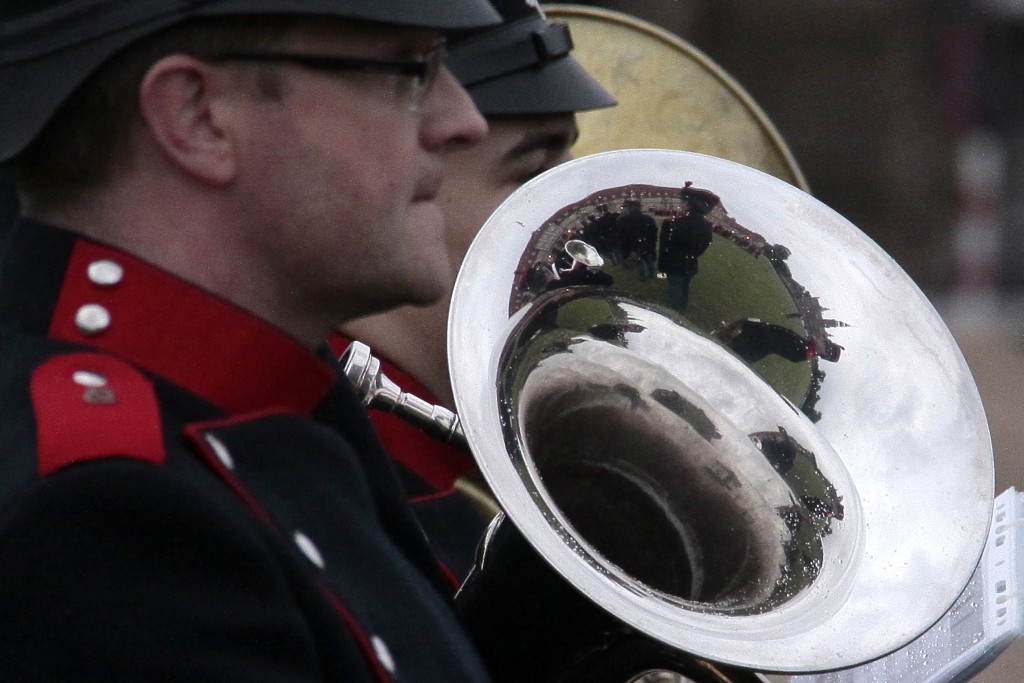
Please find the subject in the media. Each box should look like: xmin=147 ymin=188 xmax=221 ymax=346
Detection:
xmin=14 ymin=16 xmax=296 ymax=212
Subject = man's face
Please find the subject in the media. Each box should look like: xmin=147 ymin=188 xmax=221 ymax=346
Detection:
xmin=230 ymin=20 xmax=487 ymax=327
xmin=438 ymin=113 xmax=578 ymax=286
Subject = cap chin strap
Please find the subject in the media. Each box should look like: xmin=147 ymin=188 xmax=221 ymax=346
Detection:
xmin=445 ymin=14 xmax=573 ymax=89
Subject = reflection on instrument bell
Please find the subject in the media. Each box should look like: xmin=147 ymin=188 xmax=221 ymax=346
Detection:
xmin=447 ymin=149 xmax=993 ymax=677
xmin=340 ymin=11 xmax=991 ymax=679
xmin=565 ymin=239 xmax=605 ymax=268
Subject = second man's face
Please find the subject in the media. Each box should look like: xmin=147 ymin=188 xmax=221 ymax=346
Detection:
xmin=438 ymin=113 xmax=578 ymax=288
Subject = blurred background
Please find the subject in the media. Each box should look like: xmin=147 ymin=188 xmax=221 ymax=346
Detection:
xmin=565 ymin=0 xmax=1024 ymax=680
xmin=3 ymin=1 xmax=1016 ymax=679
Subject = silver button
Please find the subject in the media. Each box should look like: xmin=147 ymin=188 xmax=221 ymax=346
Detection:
xmin=72 ymin=370 xmax=108 ymax=387
xmin=87 ymin=259 xmax=124 ymax=287
xmin=204 ymin=433 xmax=234 ymax=470
xmin=75 ymin=304 xmax=111 ymax=335
xmin=371 ymin=635 xmax=397 ymax=674
xmin=72 ymin=369 xmax=116 ymax=404
xmin=293 ymin=531 xmax=325 ymax=569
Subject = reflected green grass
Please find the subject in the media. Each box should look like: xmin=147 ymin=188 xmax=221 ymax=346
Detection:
xmin=574 ymin=234 xmax=814 ymax=408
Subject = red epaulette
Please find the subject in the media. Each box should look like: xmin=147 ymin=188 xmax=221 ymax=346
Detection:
xmin=31 ymin=352 xmax=166 ymax=476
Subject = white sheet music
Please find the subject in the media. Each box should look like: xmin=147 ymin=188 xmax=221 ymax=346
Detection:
xmin=791 ymin=487 xmax=1024 ymax=683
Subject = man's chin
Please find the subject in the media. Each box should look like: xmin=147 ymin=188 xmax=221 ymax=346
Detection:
xmin=404 ymin=268 xmax=452 ymax=307
xmin=350 ymin=276 xmax=445 ymax=322
xmin=404 ymin=206 xmax=454 ymax=291
xmin=384 ymin=257 xmax=452 ymax=310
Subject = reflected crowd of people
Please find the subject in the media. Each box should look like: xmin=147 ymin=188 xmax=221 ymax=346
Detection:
xmin=525 ymin=184 xmax=845 ymax=372
xmin=537 ymin=185 xmax=719 ymax=314
xmin=714 ymin=318 xmax=843 ymax=365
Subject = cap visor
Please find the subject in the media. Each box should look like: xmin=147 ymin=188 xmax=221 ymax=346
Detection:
xmin=0 ymin=17 xmax=177 ymax=163
xmin=468 ymin=55 xmax=616 ymax=116
xmin=0 ymin=1 xmax=501 ymax=161
xmin=196 ymin=0 xmax=500 ymax=30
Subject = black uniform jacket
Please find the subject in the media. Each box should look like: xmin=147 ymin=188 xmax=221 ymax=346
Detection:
xmin=0 ymin=220 xmax=492 ymax=682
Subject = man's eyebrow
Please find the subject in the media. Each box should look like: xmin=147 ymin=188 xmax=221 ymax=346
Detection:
xmin=505 ymin=125 xmax=580 ymax=161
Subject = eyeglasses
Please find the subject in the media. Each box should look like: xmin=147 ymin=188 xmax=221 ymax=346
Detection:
xmin=208 ymin=39 xmax=445 ymax=112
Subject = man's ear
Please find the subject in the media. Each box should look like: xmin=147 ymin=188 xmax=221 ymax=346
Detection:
xmin=138 ymin=55 xmax=238 ymax=186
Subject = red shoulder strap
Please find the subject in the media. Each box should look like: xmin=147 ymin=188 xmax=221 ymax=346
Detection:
xmin=31 ymin=352 xmax=165 ymax=476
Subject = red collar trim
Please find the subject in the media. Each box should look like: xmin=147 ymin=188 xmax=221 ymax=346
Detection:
xmin=49 ymin=239 xmax=334 ymax=416
xmin=329 ymin=333 xmax=475 ymax=491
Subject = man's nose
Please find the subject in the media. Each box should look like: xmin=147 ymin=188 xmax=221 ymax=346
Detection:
xmin=419 ymin=67 xmax=488 ymax=152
